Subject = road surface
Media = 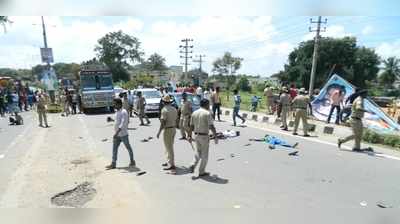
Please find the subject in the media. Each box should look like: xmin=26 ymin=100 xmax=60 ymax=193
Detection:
xmin=1 ymin=111 xmax=400 ymax=222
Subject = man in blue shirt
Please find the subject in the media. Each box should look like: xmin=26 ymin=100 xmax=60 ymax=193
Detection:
xmin=251 ymin=95 xmax=259 ymax=112
xmin=250 ymin=134 xmax=298 ymax=150
xmin=233 ymin=89 xmax=245 ymax=126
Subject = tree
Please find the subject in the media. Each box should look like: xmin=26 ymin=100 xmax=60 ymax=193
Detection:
xmin=379 ymin=57 xmax=400 ymax=88
xmin=145 ymin=53 xmax=167 ymax=72
xmin=237 ymin=76 xmax=251 ymax=92
xmin=0 ymin=16 xmax=11 ymax=33
xmin=212 ymin=52 xmax=243 ymax=76
xmin=95 ymin=31 xmax=144 ymax=82
xmin=273 ymin=37 xmax=380 ymax=89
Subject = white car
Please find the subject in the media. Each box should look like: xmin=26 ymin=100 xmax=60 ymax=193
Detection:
xmin=133 ymin=88 xmax=162 ymax=115
xmin=114 ymin=86 xmax=125 ymax=98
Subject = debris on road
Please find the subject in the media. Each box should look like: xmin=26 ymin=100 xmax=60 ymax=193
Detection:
xmin=376 ymin=202 xmax=393 ymax=208
xmin=0 ymin=154 xmax=4 ymax=159
xmin=230 ymin=153 xmax=235 ymax=158
xmin=70 ymin=159 xmax=90 ymax=166
xmin=78 ymin=136 xmax=83 ymax=139
xmin=233 ymin=205 xmax=241 ymax=209
xmin=244 ymin=143 xmax=251 ymax=146
xmin=141 ymin=139 xmax=149 ymax=142
xmin=137 ymin=171 xmax=147 ymax=176
xmin=360 ymin=201 xmax=368 ymax=207
xmin=51 ymin=182 xmax=96 ymax=207
xmin=288 ymin=151 xmax=299 ymax=156
xmin=217 ymin=158 xmax=225 ymax=162
xmin=101 ymin=138 xmax=108 ymax=142
xmin=106 ymin=117 xmax=114 ymax=122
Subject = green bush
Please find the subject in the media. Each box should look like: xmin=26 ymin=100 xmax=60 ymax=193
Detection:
xmin=363 ymin=129 xmax=400 ymax=149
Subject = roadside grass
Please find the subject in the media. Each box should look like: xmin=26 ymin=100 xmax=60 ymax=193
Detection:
xmin=220 ymin=90 xmax=268 ymax=112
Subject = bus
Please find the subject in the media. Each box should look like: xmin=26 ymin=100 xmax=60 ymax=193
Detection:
xmin=79 ymin=69 xmax=114 ymax=113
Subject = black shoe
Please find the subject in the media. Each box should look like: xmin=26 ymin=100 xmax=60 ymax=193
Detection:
xmin=45 ymin=125 xmax=49 ymax=128
xmin=281 ymin=127 xmax=288 ymax=131
xmin=188 ymin=165 xmax=195 ymax=173
xmin=364 ymin=147 xmax=374 ymax=152
xmin=139 ymin=123 xmax=145 ymax=126
xmin=163 ymin=166 xmax=176 ymax=171
xmin=288 ymin=151 xmax=299 ymax=156
xmin=39 ymin=124 xmax=43 ymax=127
xmin=352 ymin=148 xmax=363 ymax=152
xmin=179 ymin=137 xmax=187 ymax=140
xmin=303 ymin=134 xmax=310 ymax=137
xmin=293 ymin=142 xmax=299 ymax=148
xmin=337 ymin=139 xmax=342 ymax=149
xmin=162 ymin=163 xmax=168 ymax=167
xmin=292 ymin=132 xmax=298 ymax=136
xmin=129 ymin=160 xmax=136 ymax=167
xmin=106 ymin=163 xmax=116 ymax=170
xmin=242 ymin=119 xmax=246 ymax=124
xmin=268 ymin=145 xmax=275 ymax=150
xmin=198 ymin=172 xmax=210 ymax=177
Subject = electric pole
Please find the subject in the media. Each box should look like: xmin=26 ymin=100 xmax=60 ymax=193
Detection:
xmin=193 ymin=54 xmax=206 ymax=73
xmin=308 ymin=16 xmax=327 ymax=97
xmin=179 ymin=38 xmax=193 ymax=84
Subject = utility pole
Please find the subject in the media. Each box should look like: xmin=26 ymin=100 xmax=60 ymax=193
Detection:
xmin=308 ymin=16 xmax=327 ymax=97
xmin=179 ymin=38 xmax=193 ymax=84
xmin=41 ymin=16 xmax=49 ymax=50
xmin=193 ymin=54 xmax=205 ymax=86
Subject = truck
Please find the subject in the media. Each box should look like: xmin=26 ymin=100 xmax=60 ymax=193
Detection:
xmin=79 ymin=69 xmax=114 ymax=113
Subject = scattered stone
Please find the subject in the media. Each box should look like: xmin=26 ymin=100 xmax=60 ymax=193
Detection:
xmin=51 ymin=182 xmax=96 ymax=207
xmin=230 ymin=153 xmax=235 ymax=158
xmin=141 ymin=139 xmax=149 ymax=142
xmin=233 ymin=205 xmax=241 ymax=209
xmin=360 ymin=201 xmax=368 ymax=207
xmin=217 ymin=158 xmax=225 ymax=162
xmin=244 ymin=143 xmax=251 ymax=146
xmin=377 ymin=202 xmax=393 ymax=208
xmin=148 ymin=137 xmax=153 ymax=140
xmin=137 ymin=171 xmax=147 ymax=176
xmin=70 ymin=159 xmax=90 ymax=166
xmin=288 ymin=151 xmax=299 ymax=156
xmin=101 ymin=138 xmax=108 ymax=142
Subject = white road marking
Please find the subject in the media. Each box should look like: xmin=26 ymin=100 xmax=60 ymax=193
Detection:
xmin=221 ymin=116 xmax=400 ymax=162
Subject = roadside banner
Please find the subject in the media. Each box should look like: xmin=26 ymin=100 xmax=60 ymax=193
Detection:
xmin=311 ymin=74 xmax=400 ymax=134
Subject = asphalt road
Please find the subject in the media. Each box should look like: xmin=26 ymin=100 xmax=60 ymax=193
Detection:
xmin=1 ymin=111 xmax=400 ymax=222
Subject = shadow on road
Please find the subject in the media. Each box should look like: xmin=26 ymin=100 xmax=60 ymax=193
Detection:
xmin=118 ymin=166 xmax=141 ymax=173
xmin=174 ymin=166 xmax=192 ymax=176
xmin=192 ymin=174 xmax=229 ymax=184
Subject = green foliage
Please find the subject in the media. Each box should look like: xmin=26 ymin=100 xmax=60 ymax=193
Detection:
xmin=95 ymin=30 xmax=144 ymax=82
xmin=120 ymin=72 xmax=155 ymax=90
xmin=379 ymin=57 xmax=400 ymax=88
xmin=274 ymin=37 xmax=380 ymax=89
xmin=237 ymin=77 xmax=251 ymax=92
xmin=145 ymin=53 xmax=167 ymax=72
xmin=363 ymin=129 xmax=400 ymax=149
xmin=212 ymin=52 xmax=243 ymax=76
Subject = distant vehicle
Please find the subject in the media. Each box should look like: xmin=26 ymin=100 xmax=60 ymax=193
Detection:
xmin=133 ymin=88 xmax=162 ymax=115
xmin=113 ymin=86 xmax=125 ymax=98
xmin=169 ymin=92 xmax=201 ymax=112
xmin=79 ymin=69 xmax=114 ymax=113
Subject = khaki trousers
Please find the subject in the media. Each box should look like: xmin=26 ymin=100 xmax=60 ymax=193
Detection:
xmin=179 ymin=116 xmax=190 ymax=138
xmin=163 ymin=128 xmax=176 ymax=166
xmin=341 ymin=119 xmax=363 ymax=149
xmin=293 ymin=109 xmax=308 ymax=135
xmin=281 ymin=106 xmax=289 ymax=129
xmin=191 ymin=135 xmax=210 ymax=174
xmin=38 ymin=110 xmax=48 ymax=126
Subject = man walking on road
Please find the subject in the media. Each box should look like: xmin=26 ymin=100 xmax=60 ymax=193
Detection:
xmin=136 ymin=91 xmax=150 ymax=126
xmin=37 ymin=92 xmax=49 ymax=128
xmin=157 ymin=95 xmax=178 ymax=172
xmin=327 ymin=89 xmax=344 ymax=124
xmin=233 ymin=89 xmax=245 ymax=126
xmin=279 ymin=87 xmax=291 ymax=131
xmin=211 ymin=87 xmax=222 ymax=121
xmin=338 ymin=90 xmax=372 ymax=152
xmin=179 ymin=92 xmax=192 ymax=140
xmin=188 ymin=99 xmax=218 ymax=177
xmin=106 ymin=98 xmax=136 ymax=169
xmin=292 ymin=88 xmax=311 ymax=137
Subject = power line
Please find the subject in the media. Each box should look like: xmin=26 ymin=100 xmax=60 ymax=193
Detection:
xmin=193 ymin=54 xmax=206 ymax=73
xmin=179 ymin=38 xmax=193 ymax=83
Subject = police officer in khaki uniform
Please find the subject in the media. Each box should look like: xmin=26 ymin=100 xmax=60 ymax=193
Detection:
xmin=291 ymin=88 xmax=311 ymax=137
xmin=338 ymin=90 xmax=371 ymax=152
xmin=188 ymin=99 xmax=218 ymax=177
xmin=179 ymin=92 xmax=192 ymax=140
xmin=157 ymin=95 xmax=178 ymax=171
xmin=136 ymin=91 xmax=150 ymax=126
xmin=37 ymin=93 xmax=49 ymax=128
xmin=279 ymin=86 xmax=291 ymax=131
xmin=263 ymin=85 xmax=274 ymax=114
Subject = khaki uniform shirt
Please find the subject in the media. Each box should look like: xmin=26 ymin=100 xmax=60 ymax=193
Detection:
xmin=137 ymin=96 xmax=146 ymax=111
xmin=264 ymin=87 xmax=273 ymax=97
xmin=351 ymin=97 xmax=365 ymax=119
xmin=37 ymin=95 xmax=46 ymax=111
xmin=191 ymin=108 xmax=213 ymax=134
xmin=180 ymin=100 xmax=192 ymax=117
xmin=280 ymin=93 xmax=291 ymax=107
xmin=292 ymin=95 xmax=310 ymax=110
xmin=161 ymin=104 xmax=178 ymax=128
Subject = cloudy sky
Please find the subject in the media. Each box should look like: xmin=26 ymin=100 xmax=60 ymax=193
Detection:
xmin=1 ymin=16 xmax=400 ymax=76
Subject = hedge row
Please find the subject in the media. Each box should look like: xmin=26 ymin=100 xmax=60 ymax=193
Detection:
xmin=363 ymin=130 xmax=400 ymax=149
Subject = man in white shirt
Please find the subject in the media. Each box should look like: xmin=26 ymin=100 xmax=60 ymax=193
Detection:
xmin=106 ymin=98 xmax=136 ymax=169
xmin=196 ymin=86 xmax=203 ymax=99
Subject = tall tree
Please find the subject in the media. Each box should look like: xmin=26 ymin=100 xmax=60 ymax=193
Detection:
xmin=0 ymin=16 xmax=10 ymax=33
xmin=145 ymin=53 xmax=167 ymax=72
xmin=379 ymin=57 xmax=400 ymax=88
xmin=95 ymin=30 xmax=144 ymax=81
xmin=212 ymin=52 xmax=243 ymax=76
xmin=273 ymin=37 xmax=380 ymax=89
